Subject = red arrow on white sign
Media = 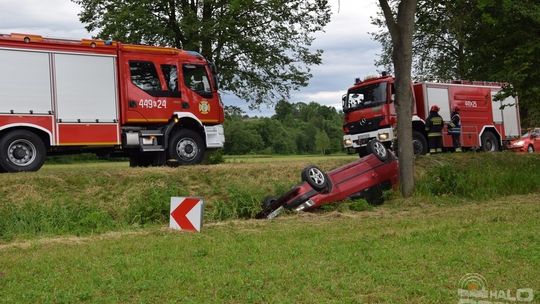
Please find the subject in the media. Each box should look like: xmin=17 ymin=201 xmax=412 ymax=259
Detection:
xmin=170 ymin=197 xmax=204 ymax=232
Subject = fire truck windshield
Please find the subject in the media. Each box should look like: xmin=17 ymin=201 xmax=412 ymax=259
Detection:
xmin=343 ymin=82 xmax=387 ymax=112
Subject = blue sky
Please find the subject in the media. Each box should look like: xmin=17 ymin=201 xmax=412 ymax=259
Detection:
xmin=0 ymin=0 xmax=382 ymax=116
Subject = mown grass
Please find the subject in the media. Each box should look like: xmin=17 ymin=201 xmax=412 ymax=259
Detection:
xmin=0 ymin=152 xmax=539 ymax=242
xmin=0 ymin=195 xmax=538 ymax=303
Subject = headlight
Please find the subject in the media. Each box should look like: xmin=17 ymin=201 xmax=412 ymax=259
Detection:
xmin=378 ymin=133 xmax=389 ymax=141
xmin=344 ymin=139 xmax=353 ymax=147
xmin=513 ymin=140 xmax=525 ymax=147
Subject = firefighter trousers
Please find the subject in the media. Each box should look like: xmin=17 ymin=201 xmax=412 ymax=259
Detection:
xmin=428 ymin=135 xmax=443 ymax=153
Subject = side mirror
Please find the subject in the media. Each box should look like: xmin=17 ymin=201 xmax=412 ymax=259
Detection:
xmin=342 ymin=94 xmax=347 ymax=102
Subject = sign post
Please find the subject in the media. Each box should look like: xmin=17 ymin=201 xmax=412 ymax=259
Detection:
xmin=169 ymin=197 xmax=203 ymax=232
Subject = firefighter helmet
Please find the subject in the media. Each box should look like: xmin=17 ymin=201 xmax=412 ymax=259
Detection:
xmin=430 ymin=105 xmax=440 ymax=112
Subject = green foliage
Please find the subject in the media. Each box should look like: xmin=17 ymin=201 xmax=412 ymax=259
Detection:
xmin=372 ymin=0 xmax=540 ymax=126
xmin=224 ymin=101 xmax=344 ymax=155
xmin=314 ymin=130 xmax=331 ymax=155
xmin=1 ymin=153 xmax=539 ymax=241
xmin=206 ymin=186 xmax=265 ymax=221
xmin=73 ymin=0 xmax=331 ymax=107
xmin=415 ymin=153 xmax=540 ymax=201
xmin=205 ymin=149 xmax=225 ymax=164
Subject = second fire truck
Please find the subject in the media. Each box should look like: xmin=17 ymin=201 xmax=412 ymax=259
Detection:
xmin=342 ymin=74 xmax=521 ymax=156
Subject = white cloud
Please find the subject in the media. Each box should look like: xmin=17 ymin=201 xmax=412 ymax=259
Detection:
xmin=0 ymin=0 xmax=89 ymax=38
xmin=291 ymin=90 xmax=344 ymax=109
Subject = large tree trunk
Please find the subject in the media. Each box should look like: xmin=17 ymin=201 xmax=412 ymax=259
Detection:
xmin=379 ymin=0 xmax=417 ymax=197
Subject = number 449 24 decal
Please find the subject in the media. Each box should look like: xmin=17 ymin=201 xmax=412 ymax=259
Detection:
xmin=139 ymin=99 xmax=167 ymax=109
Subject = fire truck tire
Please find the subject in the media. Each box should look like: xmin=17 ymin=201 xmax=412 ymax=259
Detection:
xmin=168 ymin=129 xmax=205 ymax=165
xmin=301 ymin=165 xmax=329 ymax=192
xmin=0 ymin=130 xmax=46 ymax=173
xmin=481 ymin=131 xmax=500 ymax=152
xmin=528 ymin=145 xmax=534 ymax=153
xmin=357 ymin=146 xmax=369 ymax=157
xmin=412 ymin=131 xmax=428 ymax=155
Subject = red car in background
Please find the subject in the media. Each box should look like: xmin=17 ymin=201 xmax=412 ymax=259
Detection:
xmin=256 ymin=140 xmax=399 ymax=219
xmin=508 ymin=128 xmax=540 ymax=153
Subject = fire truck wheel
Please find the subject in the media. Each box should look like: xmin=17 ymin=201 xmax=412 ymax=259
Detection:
xmin=357 ymin=146 xmax=369 ymax=157
xmin=481 ymin=131 xmax=500 ymax=152
xmin=528 ymin=145 xmax=534 ymax=153
xmin=301 ymin=165 xmax=329 ymax=192
xmin=412 ymin=131 xmax=428 ymax=155
xmin=367 ymin=139 xmax=389 ymax=161
xmin=168 ymin=129 xmax=205 ymax=165
xmin=0 ymin=130 xmax=46 ymax=173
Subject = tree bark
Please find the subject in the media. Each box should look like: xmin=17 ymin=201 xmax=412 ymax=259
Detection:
xmin=379 ymin=0 xmax=417 ymax=197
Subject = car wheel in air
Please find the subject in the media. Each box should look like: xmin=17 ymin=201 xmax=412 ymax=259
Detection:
xmin=301 ymin=165 xmax=329 ymax=192
xmin=367 ymin=139 xmax=389 ymax=161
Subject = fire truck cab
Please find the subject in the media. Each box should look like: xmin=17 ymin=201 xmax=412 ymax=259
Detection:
xmin=342 ymin=75 xmax=521 ymax=155
xmin=0 ymin=33 xmax=225 ymax=172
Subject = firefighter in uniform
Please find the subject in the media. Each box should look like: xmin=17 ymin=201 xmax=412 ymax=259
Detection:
xmin=448 ymin=106 xmax=462 ymax=152
xmin=425 ymin=105 xmax=443 ymax=153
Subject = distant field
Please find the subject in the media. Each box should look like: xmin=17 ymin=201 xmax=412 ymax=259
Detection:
xmin=224 ymin=153 xmax=356 ymax=163
xmin=1 ymin=194 xmax=538 ymax=303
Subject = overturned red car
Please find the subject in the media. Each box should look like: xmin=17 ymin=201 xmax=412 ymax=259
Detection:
xmin=256 ymin=140 xmax=399 ymax=219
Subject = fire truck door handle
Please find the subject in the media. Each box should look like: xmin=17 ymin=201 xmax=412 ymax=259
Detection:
xmin=128 ymin=100 xmax=137 ymax=108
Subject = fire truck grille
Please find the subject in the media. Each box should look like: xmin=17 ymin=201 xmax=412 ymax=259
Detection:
xmin=344 ymin=116 xmax=384 ymax=135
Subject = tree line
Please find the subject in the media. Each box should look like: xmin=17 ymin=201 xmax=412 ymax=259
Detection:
xmin=223 ymin=101 xmax=344 ymax=155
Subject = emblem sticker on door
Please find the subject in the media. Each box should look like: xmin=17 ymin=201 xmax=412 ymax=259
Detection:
xmin=199 ymin=100 xmax=210 ymax=114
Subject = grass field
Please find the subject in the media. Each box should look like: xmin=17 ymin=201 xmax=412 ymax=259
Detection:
xmin=0 ymin=152 xmax=539 ymax=303
xmin=1 ymin=194 xmax=538 ymax=303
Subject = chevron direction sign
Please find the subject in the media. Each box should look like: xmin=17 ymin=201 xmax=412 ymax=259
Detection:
xmin=169 ymin=197 xmax=204 ymax=232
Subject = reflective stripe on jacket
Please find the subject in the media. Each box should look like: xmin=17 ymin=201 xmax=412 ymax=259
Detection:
xmin=425 ymin=111 xmax=444 ymax=136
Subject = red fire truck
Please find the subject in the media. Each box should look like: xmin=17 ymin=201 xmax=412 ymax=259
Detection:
xmin=342 ymin=74 xmax=521 ymax=156
xmin=0 ymin=33 xmax=224 ymax=172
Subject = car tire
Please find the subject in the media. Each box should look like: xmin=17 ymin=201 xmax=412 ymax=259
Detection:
xmin=528 ymin=145 xmax=534 ymax=153
xmin=261 ymin=196 xmax=277 ymax=209
xmin=367 ymin=139 xmax=389 ymax=161
xmin=364 ymin=186 xmax=384 ymax=206
xmin=481 ymin=131 xmax=500 ymax=152
xmin=168 ymin=129 xmax=205 ymax=165
xmin=301 ymin=165 xmax=329 ymax=192
xmin=0 ymin=130 xmax=46 ymax=173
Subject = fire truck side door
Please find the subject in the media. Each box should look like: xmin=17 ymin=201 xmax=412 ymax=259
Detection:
xmin=121 ymin=56 xmax=182 ymax=124
xmin=179 ymin=64 xmax=220 ymax=124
